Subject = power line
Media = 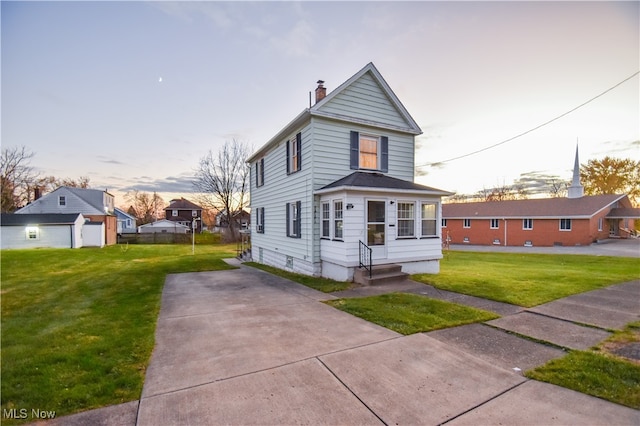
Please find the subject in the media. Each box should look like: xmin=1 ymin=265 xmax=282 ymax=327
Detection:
xmin=417 ymin=70 xmax=640 ymax=168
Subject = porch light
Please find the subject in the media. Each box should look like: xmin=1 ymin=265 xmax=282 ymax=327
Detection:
xmin=346 ymin=204 xmax=354 ymax=210
xmin=25 ymin=226 xmax=39 ymax=240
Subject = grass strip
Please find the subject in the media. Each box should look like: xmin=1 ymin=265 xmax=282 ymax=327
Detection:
xmin=1 ymin=244 xmax=236 ymax=424
xmin=325 ymin=293 xmax=499 ymax=335
xmin=526 ymin=350 xmax=640 ymax=409
xmin=413 ymin=251 xmax=639 ymax=307
xmin=244 ymin=262 xmax=351 ymax=293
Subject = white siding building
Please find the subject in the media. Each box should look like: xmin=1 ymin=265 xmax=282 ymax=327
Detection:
xmin=247 ymin=63 xmax=452 ymax=282
xmin=1 ymin=213 xmax=85 ymax=249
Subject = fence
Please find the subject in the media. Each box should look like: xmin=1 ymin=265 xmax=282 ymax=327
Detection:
xmin=118 ymin=233 xmax=192 ymax=244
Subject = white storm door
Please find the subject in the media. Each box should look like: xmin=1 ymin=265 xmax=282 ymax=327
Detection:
xmin=366 ymin=200 xmax=387 ymax=259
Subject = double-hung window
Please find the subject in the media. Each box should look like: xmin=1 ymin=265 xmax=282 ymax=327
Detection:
xmin=523 ymin=218 xmax=533 ymax=230
xmin=350 ymin=131 xmax=388 ymax=172
xmin=286 ymin=133 xmax=302 ymax=174
xmin=560 ymin=218 xmax=572 ymax=231
xmin=321 ymin=202 xmax=330 ymax=238
xmin=286 ymin=201 xmax=301 ymax=238
xmin=256 ymin=208 xmax=265 ymax=233
xmin=421 ymin=203 xmax=437 ymax=237
xmin=256 ymin=158 xmax=265 ymax=187
xmin=490 ymin=219 xmax=499 ymax=229
xmin=397 ymin=202 xmax=415 ymax=238
xmin=334 ymin=201 xmax=343 ymax=240
xmin=463 ymin=218 xmax=471 ymax=228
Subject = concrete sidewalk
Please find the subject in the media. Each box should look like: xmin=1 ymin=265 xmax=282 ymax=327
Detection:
xmin=46 ymin=267 xmax=639 ymax=425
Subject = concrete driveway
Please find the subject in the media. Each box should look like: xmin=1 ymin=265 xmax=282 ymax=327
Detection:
xmin=49 ymin=262 xmax=639 ymax=425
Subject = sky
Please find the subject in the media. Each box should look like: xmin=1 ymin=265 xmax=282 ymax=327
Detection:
xmin=2 ymin=1 xmax=638 ymax=207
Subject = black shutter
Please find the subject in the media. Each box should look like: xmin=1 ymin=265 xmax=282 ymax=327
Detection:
xmin=296 ymin=132 xmax=302 ymax=171
xmin=381 ymin=136 xmax=389 ymax=173
xmin=255 ymin=162 xmax=259 ymax=187
xmin=286 ymin=203 xmax=290 ymax=236
xmin=260 ymin=158 xmax=264 ymax=185
xmin=286 ymin=140 xmax=290 ymax=175
xmin=295 ymin=200 xmax=302 ymax=238
xmin=350 ymin=131 xmax=359 ymax=170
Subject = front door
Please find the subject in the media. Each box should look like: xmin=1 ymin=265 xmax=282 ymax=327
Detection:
xmin=609 ymin=219 xmax=619 ymax=237
xmin=366 ymin=200 xmax=387 ymax=259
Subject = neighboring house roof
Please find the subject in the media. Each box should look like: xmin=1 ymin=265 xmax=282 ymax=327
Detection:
xmin=165 ymin=198 xmax=203 ymax=211
xmin=316 ymin=172 xmax=453 ymax=196
xmin=248 ymin=62 xmax=422 ymax=163
xmin=606 ymin=208 xmax=640 ymax=219
xmin=16 ymin=186 xmax=113 ymax=216
xmin=442 ymin=194 xmax=628 ymax=219
xmin=114 ymin=207 xmax=136 ymax=220
xmin=1 ymin=213 xmax=83 ymax=226
xmin=139 ymin=219 xmax=190 ymax=229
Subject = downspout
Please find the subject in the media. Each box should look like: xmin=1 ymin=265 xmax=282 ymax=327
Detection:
xmin=504 ymin=218 xmax=507 ymax=246
xmin=70 ymin=224 xmax=74 ymax=248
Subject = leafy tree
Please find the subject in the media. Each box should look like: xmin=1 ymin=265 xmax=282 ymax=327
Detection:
xmin=194 ymin=139 xmax=250 ymax=241
xmin=581 ymin=157 xmax=640 ymax=205
xmin=1 ymin=146 xmax=37 ymax=212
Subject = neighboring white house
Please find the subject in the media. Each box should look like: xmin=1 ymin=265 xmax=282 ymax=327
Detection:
xmin=115 ymin=207 xmax=137 ymax=234
xmin=1 ymin=213 xmax=85 ymax=249
xmin=138 ymin=219 xmax=190 ymax=234
xmin=16 ymin=186 xmax=118 ymax=245
xmin=247 ymin=63 xmax=452 ymax=282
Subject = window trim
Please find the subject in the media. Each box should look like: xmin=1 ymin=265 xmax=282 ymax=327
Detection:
xmin=397 ymin=201 xmax=416 ymax=238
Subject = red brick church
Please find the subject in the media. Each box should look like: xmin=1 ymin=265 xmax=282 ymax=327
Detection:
xmin=442 ymin=148 xmax=639 ymax=247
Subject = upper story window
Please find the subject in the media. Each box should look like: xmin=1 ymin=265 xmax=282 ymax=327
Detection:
xmin=350 ymin=131 xmax=388 ymax=172
xmin=192 ymin=210 xmax=198 ymax=217
xmin=286 ymin=133 xmax=302 ymax=175
xmin=58 ymin=196 xmax=66 ymax=206
xmin=172 ymin=210 xmax=178 ymax=217
xmin=256 ymin=158 xmax=265 ymax=187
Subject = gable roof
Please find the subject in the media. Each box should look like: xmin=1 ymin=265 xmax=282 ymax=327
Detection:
xmin=315 ymin=172 xmax=452 ymax=196
xmin=16 ymin=186 xmax=112 ymax=216
xmin=606 ymin=208 xmax=640 ymax=219
xmin=139 ymin=219 xmax=190 ymax=229
xmin=1 ymin=213 xmax=83 ymax=226
xmin=248 ymin=62 xmax=420 ymax=162
xmin=442 ymin=194 xmax=628 ymax=219
xmin=114 ymin=207 xmax=136 ymax=220
xmin=165 ymin=198 xmax=203 ymax=210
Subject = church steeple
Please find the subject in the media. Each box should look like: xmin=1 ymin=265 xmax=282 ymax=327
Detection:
xmin=567 ymin=143 xmax=584 ymax=199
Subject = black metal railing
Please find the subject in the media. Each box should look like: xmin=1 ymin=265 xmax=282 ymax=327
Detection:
xmin=359 ymin=240 xmax=372 ymax=279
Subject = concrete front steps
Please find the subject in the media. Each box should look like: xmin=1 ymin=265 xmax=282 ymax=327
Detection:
xmin=354 ymin=264 xmax=409 ymax=286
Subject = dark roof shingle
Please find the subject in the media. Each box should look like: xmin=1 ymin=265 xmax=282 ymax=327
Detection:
xmin=1 ymin=213 xmax=82 ymax=226
xmin=319 ymin=172 xmax=452 ymax=195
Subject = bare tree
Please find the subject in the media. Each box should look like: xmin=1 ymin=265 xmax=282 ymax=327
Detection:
xmin=194 ymin=139 xmax=250 ymax=241
xmin=1 ymin=146 xmax=37 ymax=212
xmin=124 ymin=190 xmax=165 ymax=225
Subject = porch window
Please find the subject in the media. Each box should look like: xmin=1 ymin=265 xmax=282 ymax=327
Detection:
xmin=523 ymin=218 xmax=533 ymax=230
xmin=397 ymin=202 xmax=415 ymax=237
xmin=286 ymin=201 xmax=301 ymax=238
xmin=321 ymin=202 xmax=330 ymax=238
xmin=367 ymin=200 xmax=385 ymax=246
xmin=334 ymin=201 xmax=343 ymax=240
xmin=560 ymin=218 xmax=572 ymax=231
xmin=350 ymin=131 xmax=388 ymax=172
xmin=421 ymin=203 xmax=437 ymax=237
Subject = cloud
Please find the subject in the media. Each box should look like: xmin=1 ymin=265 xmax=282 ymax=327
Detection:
xmin=268 ymin=19 xmax=314 ymax=57
xmin=97 ymin=156 xmax=126 ymax=165
xmin=119 ymin=173 xmax=196 ymax=194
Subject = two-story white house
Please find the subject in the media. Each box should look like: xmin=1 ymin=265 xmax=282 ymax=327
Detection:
xmin=247 ymin=63 xmax=452 ymax=282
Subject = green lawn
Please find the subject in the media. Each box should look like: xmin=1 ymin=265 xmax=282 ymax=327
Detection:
xmin=1 ymin=244 xmax=236 ymax=423
xmin=413 ymin=251 xmax=640 ymax=307
xmin=325 ymin=293 xmax=499 ymax=335
xmin=244 ymin=262 xmax=352 ymax=293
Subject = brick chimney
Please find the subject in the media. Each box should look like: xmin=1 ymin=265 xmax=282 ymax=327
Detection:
xmin=34 ymin=186 xmax=42 ymax=200
xmin=315 ymin=80 xmax=326 ymax=103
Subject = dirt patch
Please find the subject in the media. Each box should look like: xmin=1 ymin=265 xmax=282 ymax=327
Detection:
xmin=599 ymin=329 xmax=640 ymax=365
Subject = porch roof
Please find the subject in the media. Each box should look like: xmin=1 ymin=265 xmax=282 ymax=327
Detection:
xmin=606 ymin=208 xmax=640 ymax=219
xmin=315 ymin=172 xmax=453 ymax=196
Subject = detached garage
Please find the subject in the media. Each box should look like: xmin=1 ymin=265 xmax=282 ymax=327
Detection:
xmin=1 ymin=213 xmax=85 ymax=249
